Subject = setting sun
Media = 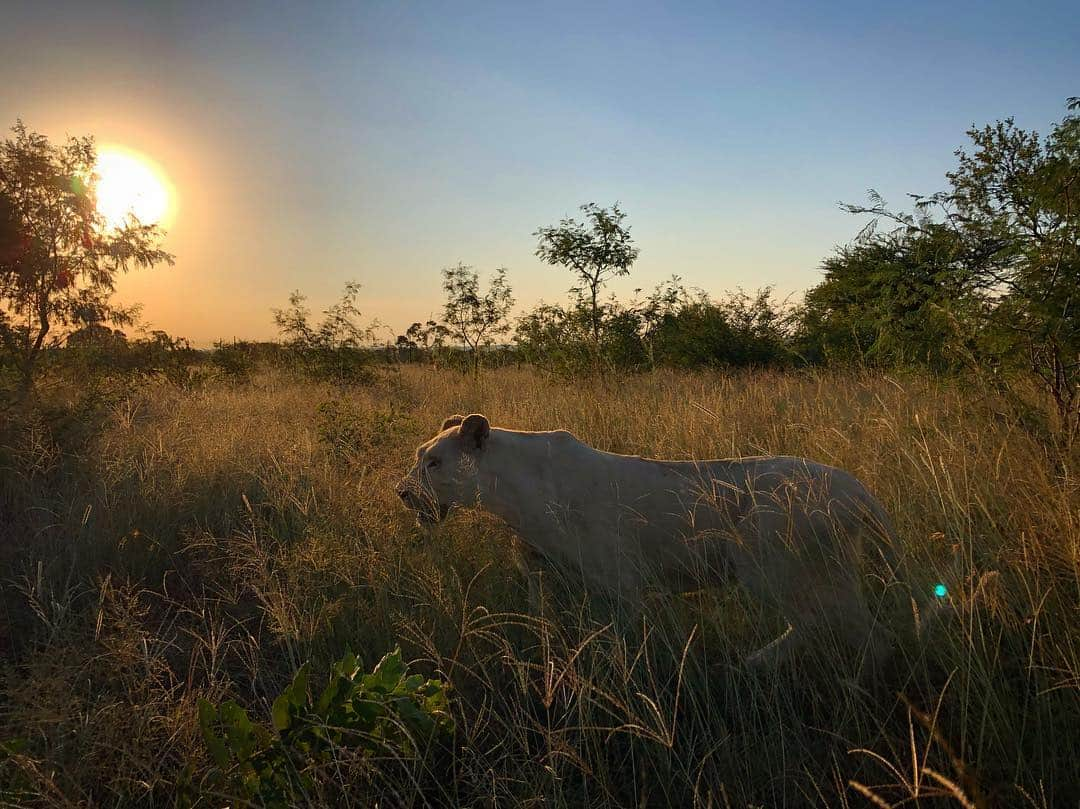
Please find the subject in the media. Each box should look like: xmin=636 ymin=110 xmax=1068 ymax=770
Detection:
xmin=94 ymin=146 xmax=173 ymax=229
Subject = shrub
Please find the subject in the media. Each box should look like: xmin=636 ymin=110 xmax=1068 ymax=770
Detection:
xmin=189 ymin=648 xmax=452 ymax=807
xmin=273 ymin=282 xmax=377 ymax=386
xmin=210 ymin=340 xmax=256 ymax=383
xmin=33 ymin=327 xmax=205 ymax=396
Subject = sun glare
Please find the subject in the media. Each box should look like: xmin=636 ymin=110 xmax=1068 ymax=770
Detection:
xmin=94 ymin=146 xmax=173 ymax=230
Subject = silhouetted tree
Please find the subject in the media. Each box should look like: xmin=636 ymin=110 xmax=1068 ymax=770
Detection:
xmin=441 ymin=264 xmax=514 ymax=372
xmin=273 ymin=281 xmax=376 ymax=384
xmin=274 ymin=281 xmax=373 ymax=350
xmin=0 ymin=121 xmax=174 ymax=391
xmin=397 ymin=320 xmax=451 ymax=366
xmin=833 ymin=98 xmax=1080 ymax=440
xmin=534 ymin=203 xmax=639 ymax=351
xmin=405 ymin=320 xmax=450 ymax=350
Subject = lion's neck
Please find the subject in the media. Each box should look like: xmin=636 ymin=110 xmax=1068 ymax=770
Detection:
xmin=475 ymin=428 xmax=679 ymax=537
xmin=475 ymin=428 xmax=592 ymax=532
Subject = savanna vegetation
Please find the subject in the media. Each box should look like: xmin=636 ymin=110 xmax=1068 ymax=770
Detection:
xmin=0 ymin=104 xmax=1078 ymax=806
xmin=2 ymin=366 xmax=1078 ymax=807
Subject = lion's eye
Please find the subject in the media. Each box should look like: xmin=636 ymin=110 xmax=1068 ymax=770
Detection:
xmin=426 ymin=457 xmax=441 ymax=469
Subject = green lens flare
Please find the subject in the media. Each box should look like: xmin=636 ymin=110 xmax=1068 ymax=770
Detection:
xmin=934 ymin=583 xmax=948 ymax=598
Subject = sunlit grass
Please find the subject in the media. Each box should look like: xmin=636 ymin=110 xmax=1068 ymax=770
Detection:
xmin=0 ymin=365 xmax=1077 ymax=806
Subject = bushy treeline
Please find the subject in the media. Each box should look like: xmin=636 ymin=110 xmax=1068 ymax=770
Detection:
xmin=3 ymin=100 xmax=1077 ymax=439
xmin=394 ymin=98 xmax=1080 ymax=441
xmin=796 ymin=99 xmax=1080 ymax=440
xmin=511 ymin=280 xmax=791 ymax=373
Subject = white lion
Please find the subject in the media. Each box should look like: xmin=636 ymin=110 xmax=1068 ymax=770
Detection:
xmin=398 ymin=413 xmax=900 ymax=669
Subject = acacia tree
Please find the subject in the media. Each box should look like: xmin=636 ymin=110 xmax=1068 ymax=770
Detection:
xmin=403 ymin=320 xmax=450 ymax=350
xmin=441 ymin=264 xmax=514 ymax=372
xmin=534 ymin=202 xmax=639 ymax=350
xmin=273 ymin=281 xmax=374 ymax=351
xmin=796 ymin=224 xmax=982 ymax=368
xmin=950 ymin=99 xmax=1080 ymax=437
xmin=0 ymin=121 xmax=174 ymax=391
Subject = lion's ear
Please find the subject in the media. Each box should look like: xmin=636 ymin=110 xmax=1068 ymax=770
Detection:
xmin=459 ymin=413 xmax=490 ymax=450
xmin=441 ymin=414 xmax=465 ymax=431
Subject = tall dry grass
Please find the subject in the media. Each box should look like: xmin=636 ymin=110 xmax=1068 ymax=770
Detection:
xmin=1 ymin=365 xmax=1077 ymax=807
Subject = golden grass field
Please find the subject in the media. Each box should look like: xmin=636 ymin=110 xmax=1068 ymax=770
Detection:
xmin=1 ymin=365 xmax=1078 ymax=807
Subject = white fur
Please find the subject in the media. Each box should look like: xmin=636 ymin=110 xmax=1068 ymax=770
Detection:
xmin=399 ymin=416 xmax=898 ymax=668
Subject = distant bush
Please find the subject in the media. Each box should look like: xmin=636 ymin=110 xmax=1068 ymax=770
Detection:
xmin=647 ymin=287 xmax=792 ymax=369
xmin=513 ymin=280 xmax=792 ymax=374
xmin=273 ymin=282 xmax=377 ymax=386
xmin=187 ymin=648 xmax=452 ymax=808
xmin=54 ymin=326 xmax=202 ymax=388
xmin=210 ymin=340 xmax=257 ymax=382
xmin=512 ymin=300 xmax=595 ymax=375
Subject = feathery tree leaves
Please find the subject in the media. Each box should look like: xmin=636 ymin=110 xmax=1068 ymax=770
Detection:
xmin=273 ymin=281 xmax=376 ymax=384
xmin=805 ymin=98 xmax=1080 ymax=440
xmin=0 ymin=121 xmax=174 ymax=392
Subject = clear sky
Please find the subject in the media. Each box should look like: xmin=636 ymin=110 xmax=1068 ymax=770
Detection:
xmin=2 ymin=1 xmax=1077 ymax=344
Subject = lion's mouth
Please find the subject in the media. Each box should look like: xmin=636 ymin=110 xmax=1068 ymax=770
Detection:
xmin=415 ymin=503 xmax=450 ymax=525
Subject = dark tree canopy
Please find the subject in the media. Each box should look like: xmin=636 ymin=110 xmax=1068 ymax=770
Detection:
xmin=0 ymin=121 xmax=174 ymax=390
xmin=808 ymin=99 xmax=1080 ymax=439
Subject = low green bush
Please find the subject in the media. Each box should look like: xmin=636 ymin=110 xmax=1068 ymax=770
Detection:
xmin=189 ymin=648 xmax=452 ymax=807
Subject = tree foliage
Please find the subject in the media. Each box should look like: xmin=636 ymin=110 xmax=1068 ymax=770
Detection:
xmin=400 ymin=320 xmax=450 ymax=351
xmin=534 ymin=203 xmax=639 ymax=349
xmin=441 ymin=264 xmax=514 ymax=371
xmin=795 ymin=225 xmax=981 ymax=368
xmin=395 ymin=319 xmax=451 ymax=365
xmin=514 ymin=277 xmax=790 ymax=374
xmin=803 ymin=98 xmax=1080 ymax=440
xmin=0 ymin=121 xmax=174 ymax=391
xmin=645 ymin=283 xmax=791 ymax=369
xmin=272 ymin=281 xmax=376 ymax=384
xmin=949 ymin=99 xmax=1080 ymax=435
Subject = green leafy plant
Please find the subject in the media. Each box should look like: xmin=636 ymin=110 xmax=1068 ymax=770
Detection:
xmin=193 ymin=648 xmax=452 ymax=807
xmin=0 ymin=738 xmax=32 ymax=804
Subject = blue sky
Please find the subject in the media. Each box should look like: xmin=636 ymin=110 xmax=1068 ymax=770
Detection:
xmin=2 ymin=1 xmax=1077 ymax=342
